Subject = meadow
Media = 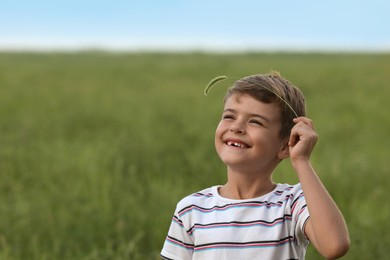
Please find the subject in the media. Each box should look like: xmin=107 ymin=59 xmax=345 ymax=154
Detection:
xmin=0 ymin=52 xmax=389 ymax=259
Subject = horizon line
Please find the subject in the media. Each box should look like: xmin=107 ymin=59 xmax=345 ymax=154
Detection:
xmin=0 ymin=45 xmax=389 ymax=54
xmin=1 ymin=38 xmax=389 ymax=53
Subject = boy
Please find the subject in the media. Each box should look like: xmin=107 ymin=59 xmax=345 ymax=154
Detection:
xmin=161 ymin=72 xmax=350 ymax=259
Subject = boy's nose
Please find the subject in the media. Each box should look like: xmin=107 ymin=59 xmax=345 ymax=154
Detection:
xmin=230 ymin=122 xmax=245 ymax=134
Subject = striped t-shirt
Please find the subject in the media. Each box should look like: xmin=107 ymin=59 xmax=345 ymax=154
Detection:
xmin=161 ymin=183 xmax=310 ymax=260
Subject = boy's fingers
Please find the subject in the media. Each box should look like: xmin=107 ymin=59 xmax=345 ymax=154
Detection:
xmin=293 ymin=117 xmax=314 ymax=129
xmin=288 ymin=133 xmax=299 ymax=147
xmin=289 ymin=117 xmax=317 ymax=147
xmin=288 ymin=127 xmax=300 ymax=146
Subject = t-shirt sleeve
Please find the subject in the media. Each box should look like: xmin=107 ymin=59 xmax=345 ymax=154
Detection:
xmin=161 ymin=205 xmax=194 ymax=260
xmin=291 ymin=185 xmax=310 ymax=247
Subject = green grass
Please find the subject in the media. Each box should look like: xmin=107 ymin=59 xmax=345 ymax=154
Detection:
xmin=0 ymin=52 xmax=389 ymax=259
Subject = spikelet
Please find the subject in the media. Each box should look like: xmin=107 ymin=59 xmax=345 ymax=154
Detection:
xmin=204 ymin=75 xmax=228 ymax=95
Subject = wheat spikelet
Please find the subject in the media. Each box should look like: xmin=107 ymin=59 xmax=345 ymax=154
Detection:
xmin=204 ymin=75 xmax=228 ymax=95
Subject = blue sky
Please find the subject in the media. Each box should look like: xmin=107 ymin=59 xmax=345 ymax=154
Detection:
xmin=1 ymin=0 xmax=389 ymax=52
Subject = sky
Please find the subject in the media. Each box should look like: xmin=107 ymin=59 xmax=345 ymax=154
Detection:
xmin=0 ymin=0 xmax=389 ymax=52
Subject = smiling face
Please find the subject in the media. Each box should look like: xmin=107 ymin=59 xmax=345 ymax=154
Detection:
xmin=215 ymin=93 xmax=289 ymax=174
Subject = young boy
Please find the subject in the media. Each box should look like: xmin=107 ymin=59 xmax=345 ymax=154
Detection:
xmin=161 ymin=72 xmax=350 ymax=259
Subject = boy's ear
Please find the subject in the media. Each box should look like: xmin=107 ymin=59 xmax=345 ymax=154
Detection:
xmin=277 ymin=140 xmax=290 ymax=160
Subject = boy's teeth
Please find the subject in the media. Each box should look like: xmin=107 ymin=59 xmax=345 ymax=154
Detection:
xmin=227 ymin=141 xmax=245 ymax=148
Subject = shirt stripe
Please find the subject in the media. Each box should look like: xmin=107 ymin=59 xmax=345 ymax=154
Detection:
xmin=166 ymin=235 xmax=194 ymax=250
xmin=194 ymin=236 xmax=294 ymax=251
xmin=178 ymin=195 xmax=295 ymax=217
xmin=187 ymin=214 xmax=293 ymax=234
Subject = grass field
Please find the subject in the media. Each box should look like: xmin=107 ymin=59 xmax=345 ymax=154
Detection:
xmin=0 ymin=52 xmax=389 ymax=259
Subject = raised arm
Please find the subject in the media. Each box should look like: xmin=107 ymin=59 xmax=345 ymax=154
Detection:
xmin=288 ymin=117 xmax=350 ymax=259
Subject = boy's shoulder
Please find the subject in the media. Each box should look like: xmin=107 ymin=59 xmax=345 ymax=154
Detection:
xmin=175 ymin=186 xmax=216 ymax=211
xmin=178 ymin=186 xmax=215 ymax=202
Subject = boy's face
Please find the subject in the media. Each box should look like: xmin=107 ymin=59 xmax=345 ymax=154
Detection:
xmin=215 ymin=93 xmax=288 ymax=173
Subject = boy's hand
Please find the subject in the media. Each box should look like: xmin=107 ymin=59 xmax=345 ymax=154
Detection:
xmin=288 ymin=117 xmax=318 ymax=164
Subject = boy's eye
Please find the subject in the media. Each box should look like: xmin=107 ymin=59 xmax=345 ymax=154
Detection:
xmin=222 ymin=114 xmax=235 ymax=120
xmin=249 ymin=119 xmax=263 ymax=126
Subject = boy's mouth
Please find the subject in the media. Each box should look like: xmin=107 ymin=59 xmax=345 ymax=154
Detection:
xmin=225 ymin=140 xmax=250 ymax=148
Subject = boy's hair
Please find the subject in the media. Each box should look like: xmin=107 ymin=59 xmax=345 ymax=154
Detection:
xmin=224 ymin=71 xmax=306 ymax=139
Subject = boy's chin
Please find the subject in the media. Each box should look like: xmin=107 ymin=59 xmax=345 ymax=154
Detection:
xmin=220 ymin=157 xmax=249 ymax=168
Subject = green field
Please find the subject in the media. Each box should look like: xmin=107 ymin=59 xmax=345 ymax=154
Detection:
xmin=0 ymin=52 xmax=389 ymax=259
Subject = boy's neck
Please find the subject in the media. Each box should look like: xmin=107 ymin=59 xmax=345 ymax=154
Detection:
xmin=219 ymin=170 xmax=276 ymax=200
